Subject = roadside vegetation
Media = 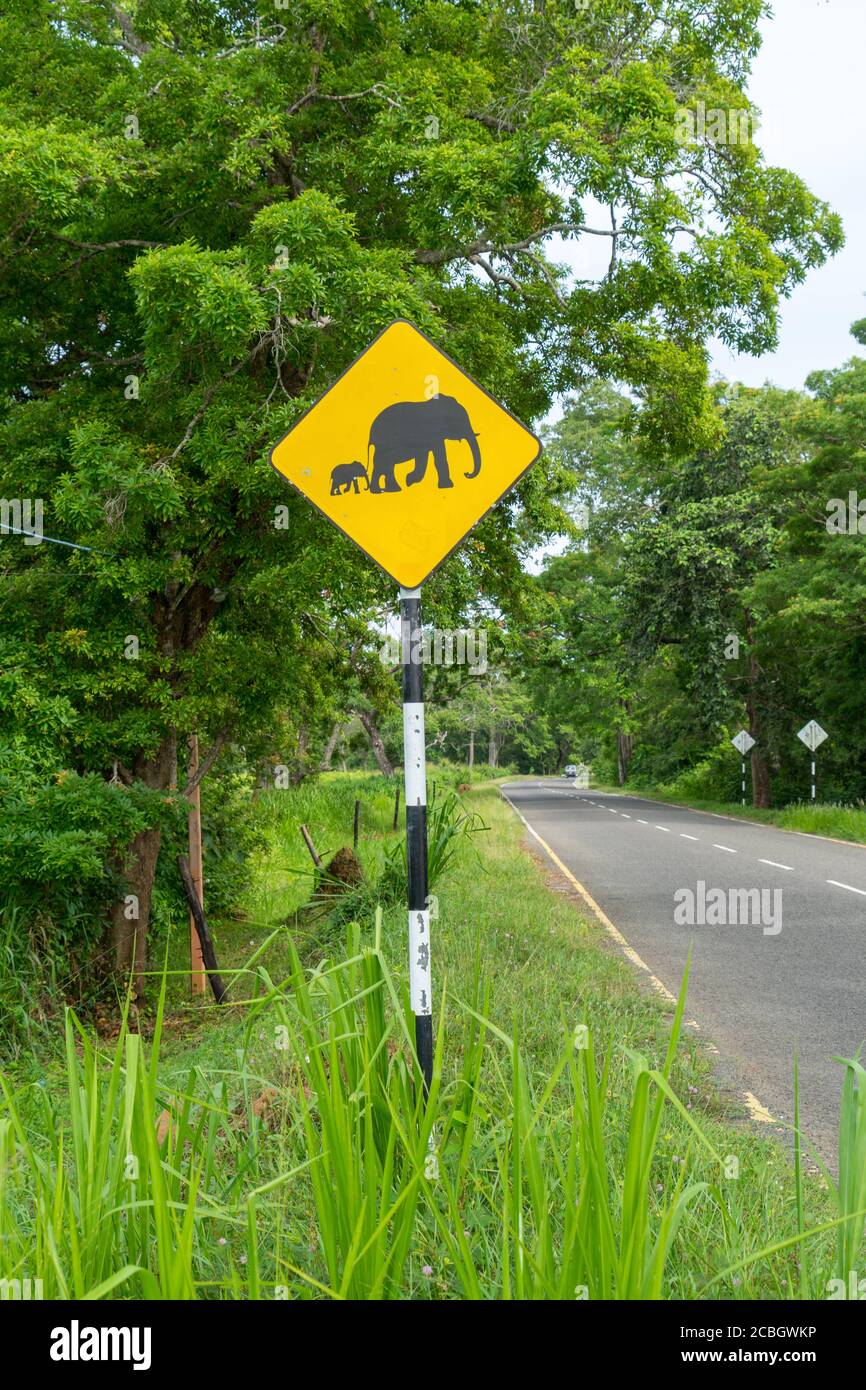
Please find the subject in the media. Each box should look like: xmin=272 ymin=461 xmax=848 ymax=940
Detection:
xmin=527 ymin=351 xmax=866 ymax=813
xmin=2 ymin=774 xmax=865 ymax=1300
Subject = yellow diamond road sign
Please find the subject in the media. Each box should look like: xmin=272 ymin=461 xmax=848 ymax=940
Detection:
xmin=269 ymin=319 xmax=541 ymax=589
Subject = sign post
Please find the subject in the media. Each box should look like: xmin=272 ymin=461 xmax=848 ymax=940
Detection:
xmin=268 ymin=319 xmax=540 ymax=1096
xmin=400 ymin=587 xmax=433 ymax=1090
xmin=731 ymin=729 xmax=756 ymax=806
xmin=797 ymin=720 xmax=828 ymax=801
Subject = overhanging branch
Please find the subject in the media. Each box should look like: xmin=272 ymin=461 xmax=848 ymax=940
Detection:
xmin=414 ymin=222 xmax=618 ymax=268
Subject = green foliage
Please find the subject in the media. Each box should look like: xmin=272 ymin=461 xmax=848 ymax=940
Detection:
xmin=0 ymin=0 xmax=843 ymax=987
xmin=2 ymin=919 xmax=863 ymax=1299
xmin=380 ymin=788 xmax=488 ymax=902
xmin=527 ymin=334 xmax=866 ymax=805
xmin=150 ymin=762 xmax=269 ymax=938
xmin=0 ymin=742 xmax=174 ymax=1048
xmin=646 ymin=742 xmax=741 ymax=803
xmin=429 ymin=760 xmax=515 ymax=787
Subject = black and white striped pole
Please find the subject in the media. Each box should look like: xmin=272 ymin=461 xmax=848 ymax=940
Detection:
xmin=741 ymin=756 xmax=746 ymax=807
xmin=400 ymin=586 xmax=433 ymax=1094
xmin=797 ymin=720 xmax=828 ymax=805
xmin=731 ymin=729 xmax=755 ymax=806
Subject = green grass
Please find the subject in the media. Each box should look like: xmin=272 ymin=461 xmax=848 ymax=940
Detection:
xmin=594 ymin=783 xmax=866 ymax=845
xmin=1 ymin=772 xmax=864 ymax=1299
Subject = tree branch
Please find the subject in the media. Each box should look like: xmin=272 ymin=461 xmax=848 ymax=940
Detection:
xmin=470 ymin=252 xmax=522 ymax=295
xmin=154 ymin=330 xmax=276 ymax=468
xmin=111 ymin=6 xmax=151 ymax=57
xmin=607 ymin=203 xmax=618 ymax=279
xmin=183 ymin=728 xmax=228 ymax=797
xmin=414 ymin=222 xmax=618 ymax=267
xmin=466 ymin=110 xmax=517 ymax=134
xmin=51 ymin=235 xmax=168 ymax=253
xmin=215 ymin=23 xmax=287 ymax=60
xmin=287 ymin=83 xmax=402 ymax=118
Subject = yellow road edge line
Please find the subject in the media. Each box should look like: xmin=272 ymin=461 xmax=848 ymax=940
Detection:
xmin=500 ymin=790 xmax=677 ymax=1005
xmin=744 ymin=1091 xmax=776 ymax=1124
xmin=500 ymin=790 xmax=777 ymax=1124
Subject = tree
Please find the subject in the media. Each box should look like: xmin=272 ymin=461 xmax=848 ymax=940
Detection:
xmin=619 ymin=386 xmax=804 ymax=806
xmin=534 ymin=381 xmax=817 ymax=803
xmin=748 ymin=322 xmax=866 ymax=802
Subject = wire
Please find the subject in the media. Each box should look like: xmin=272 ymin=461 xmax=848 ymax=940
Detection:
xmin=0 ymin=525 xmax=115 ymax=556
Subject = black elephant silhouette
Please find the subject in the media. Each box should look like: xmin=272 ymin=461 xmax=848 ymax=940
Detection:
xmin=330 ymin=460 xmax=369 ymax=495
xmin=367 ymin=395 xmax=481 ymax=494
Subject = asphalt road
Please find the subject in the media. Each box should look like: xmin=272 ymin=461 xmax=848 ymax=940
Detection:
xmin=502 ymin=781 xmax=866 ymax=1156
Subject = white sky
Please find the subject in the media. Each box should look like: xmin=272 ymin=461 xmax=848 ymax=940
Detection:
xmin=710 ymin=0 xmax=866 ymax=388
xmin=546 ymin=0 xmax=866 ymax=399
xmin=529 ymin=0 xmax=865 ymax=568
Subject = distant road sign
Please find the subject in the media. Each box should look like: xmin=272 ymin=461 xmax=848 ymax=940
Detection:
xmin=732 ymin=730 xmax=755 ymax=754
xmin=797 ymin=720 xmax=828 ymax=752
xmin=269 ymin=319 xmax=541 ymax=588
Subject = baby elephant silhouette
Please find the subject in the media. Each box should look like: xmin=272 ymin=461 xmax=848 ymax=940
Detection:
xmin=330 ymin=461 xmax=369 ymax=495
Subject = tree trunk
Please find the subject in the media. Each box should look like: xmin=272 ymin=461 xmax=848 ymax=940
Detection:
xmin=555 ymin=735 xmax=568 ymax=773
xmin=616 ymin=729 xmax=634 ymax=785
xmin=320 ymin=721 xmax=343 ymax=770
xmin=744 ymin=611 xmax=771 ymax=808
xmin=468 ymin=726 xmax=475 ymax=768
xmin=488 ymin=727 xmax=499 ymax=768
xmin=110 ymin=828 xmax=161 ymax=1000
xmin=616 ymin=696 xmax=634 ymax=785
xmin=750 ymin=743 xmax=771 ymax=809
xmin=356 ymin=708 xmax=394 ymax=776
xmin=107 ymin=576 xmax=225 ymax=999
xmin=109 ymin=732 xmax=176 ymax=1001
xmin=290 ymin=724 xmax=309 ymax=785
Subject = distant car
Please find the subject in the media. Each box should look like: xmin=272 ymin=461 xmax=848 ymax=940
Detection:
xmin=563 ymin=764 xmax=578 ymax=778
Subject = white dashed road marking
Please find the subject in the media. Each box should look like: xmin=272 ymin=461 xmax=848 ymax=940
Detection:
xmin=680 ymin=834 xmax=699 ymax=841
xmin=827 ymin=879 xmax=866 ymax=897
xmin=655 ymin=825 xmax=670 ymax=832
xmin=500 ymin=789 xmax=778 ymax=1128
xmin=713 ymin=844 xmax=737 ymax=854
xmin=759 ymin=859 xmax=794 ymax=871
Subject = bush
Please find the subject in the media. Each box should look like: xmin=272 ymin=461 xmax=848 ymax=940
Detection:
xmin=426 ymin=759 xmax=516 ymax=788
xmin=654 ymin=741 xmax=741 ymax=802
xmin=151 ymin=762 xmax=270 ymax=936
xmin=0 ymin=742 xmax=172 ymax=1049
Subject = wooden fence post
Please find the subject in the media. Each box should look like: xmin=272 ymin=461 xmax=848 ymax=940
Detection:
xmin=186 ymin=734 xmax=206 ymax=996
